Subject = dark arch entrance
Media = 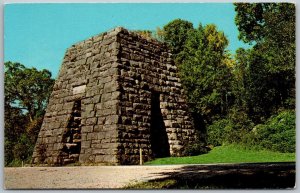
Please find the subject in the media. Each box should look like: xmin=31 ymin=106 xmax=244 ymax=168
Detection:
xmin=61 ymin=100 xmax=82 ymax=164
xmin=150 ymin=92 xmax=170 ymax=158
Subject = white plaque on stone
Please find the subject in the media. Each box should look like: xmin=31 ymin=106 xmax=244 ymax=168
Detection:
xmin=73 ymin=85 xmax=86 ymax=94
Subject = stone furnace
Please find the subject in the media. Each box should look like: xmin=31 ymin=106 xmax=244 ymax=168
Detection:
xmin=32 ymin=27 xmax=199 ymax=165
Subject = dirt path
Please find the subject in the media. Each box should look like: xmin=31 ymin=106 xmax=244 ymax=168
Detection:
xmin=4 ymin=165 xmax=182 ymax=189
xmin=4 ymin=163 xmax=295 ymax=189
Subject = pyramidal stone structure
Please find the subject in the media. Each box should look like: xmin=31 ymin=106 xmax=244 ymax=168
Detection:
xmin=32 ymin=27 xmax=199 ymax=165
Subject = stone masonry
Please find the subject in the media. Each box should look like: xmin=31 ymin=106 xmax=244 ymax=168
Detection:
xmin=32 ymin=27 xmax=199 ymax=165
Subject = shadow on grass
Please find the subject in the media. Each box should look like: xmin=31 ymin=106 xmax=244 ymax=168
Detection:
xmin=127 ymin=162 xmax=295 ymax=189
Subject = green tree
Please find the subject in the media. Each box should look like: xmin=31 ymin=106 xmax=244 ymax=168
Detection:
xmin=163 ymin=19 xmax=194 ymax=55
xmin=5 ymin=61 xmax=54 ymax=122
xmin=12 ymin=133 xmax=34 ymax=162
xmin=173 ymin=23 xmax=233 ymax=124
xmin=4 ymin=104 xmax=27 ymax=165
xmin=232 ymin=48 xmax=250 ymax=110
xmin=234 ymin=3 xmax=295 ymax=122
xmin=234 ymin=3 xmax=295 ymax=44
xmin=4 ymin=61 xmax=54 ymax=166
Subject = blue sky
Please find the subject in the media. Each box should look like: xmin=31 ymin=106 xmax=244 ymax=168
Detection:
xmin=4 ymin=3 xmax=250 ymax=78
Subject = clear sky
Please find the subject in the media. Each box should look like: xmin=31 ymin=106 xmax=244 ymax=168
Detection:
xmin=4 ymin=3 xmax=250 ymax=78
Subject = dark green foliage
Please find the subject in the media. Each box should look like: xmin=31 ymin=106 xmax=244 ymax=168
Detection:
xmin=207 ymin=119 xmax=231 ymax=147
xmin=182 ymin=142 xmax=210 ymax=156
xmin=4 ymin=61 xmax=54 ymax=166
xmin=162 ymin=20 xmax=236 ymax=153
xmin=4 ymin=140 xmax=14 ymax=166
xmin=234 ymin=3 xmax=295 ymax=44
xmin=5 ymin=61 xmax=54 ymax=121
xmin=170 ymin=22 xmax=233 ymax=124
xmin=222 ymin=3 xmax=296 ymax=154
xmin=4 ymin=103 xmax=28 ymax=166
xmin=207 ymin=111 xmax=254 ymax=147
xmin=244 ymin=110 xmax=295 ymax=153
xmin=234 ymin=3 xmax=295 ymax=124
xmin=12 ymin=134 xmax=34 ymax=161
xmin=233 ymin=46 xmax=295 ymax=123
xmin=129 ymin=5 xmax=296 ymax=158
xmin=163 ymin=19 xmax=194 ymax=55
xmin=234 ymin=3 xmax=265 ymax=43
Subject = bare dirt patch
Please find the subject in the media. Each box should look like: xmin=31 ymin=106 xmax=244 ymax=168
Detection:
xmin=4 ymin=163 xmax=295 ymax=189
xmin=4 ymin=165 xmax=181 ymax=189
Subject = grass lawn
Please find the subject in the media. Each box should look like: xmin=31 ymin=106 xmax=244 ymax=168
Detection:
xmin=145 ymin=144 xmax=295 ymax=165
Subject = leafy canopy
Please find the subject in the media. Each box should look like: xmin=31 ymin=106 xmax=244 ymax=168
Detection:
xmin=163 ymin=19 xmax=194 ymax=55
xmin=234 ymin=3 xmax=295 ymax=122
xmin=4 ymin=61 xmax=54 ymax=166
xmin=5 ymin=61 xmax=55 ymax=121
xmin=163 ymin=19 xmax=233 ymax=124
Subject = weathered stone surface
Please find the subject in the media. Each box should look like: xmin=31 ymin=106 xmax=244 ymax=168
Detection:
xmin=32 ymin=27 xmax=199 ymax=166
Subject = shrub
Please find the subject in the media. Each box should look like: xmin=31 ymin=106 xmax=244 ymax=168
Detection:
xmin=182 ymin=142 xmax=210 ymax=156
xmin=12 ymin=134 xmax=34 ymax=162
xmin=254 ymin=110 xmax=295 ymax=153
xmin=5 ymin=140 xmax=14 ymax=166
xmin=207 ymin=109 xmax=255 ymax=147
xmin=207 ymin=119 xmax=232 ymax=146
xmin=8 ymin=159 xmax=23 ymax=167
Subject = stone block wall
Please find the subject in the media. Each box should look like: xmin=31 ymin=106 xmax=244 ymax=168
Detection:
xmin=32 ymin=27 xmax=199 ymax=166
xmin=116 ymin=29 xmax=198 ymax=164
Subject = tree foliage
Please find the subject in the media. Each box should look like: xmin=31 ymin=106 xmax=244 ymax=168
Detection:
xmin=4 ymin=62 xmax=54 ymax=166
xmin=4 ymin=104 xmax=27 ymax=165
xmin=234 ymin=3 xmax=295 ymax=44
xmin=206 ymin=3 xmax=296 ymax=152
xmin=161 ymin=3 xmax=295 ymax=154
xmin=234 ymin=3 xmax=295 ymax=123
xmin=163 ymin=19 xmax=194 ymax=55
xmin=164 ymin=21 xmax=233 ymax=124
xmin=243 ymin=110 xmax=295 ymax=153
xmin=5 ymin=62 xmax=54 ymax=121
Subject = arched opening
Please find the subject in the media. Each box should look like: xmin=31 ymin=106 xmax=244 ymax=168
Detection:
xmin=150 ymin=92 xmax=170 ymax=158
xmin=61 ymin=100 xmax=82 ymax=164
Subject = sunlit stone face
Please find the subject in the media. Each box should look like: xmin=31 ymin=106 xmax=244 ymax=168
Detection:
xmin=73 ymin=85 xmax=86 ymax=95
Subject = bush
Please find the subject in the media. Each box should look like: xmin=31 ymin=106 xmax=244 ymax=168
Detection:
xmin=13 ymin=134 xmax=34 ymax=162
xmin=254 ymin=110 xmax=295 ymax=153
xmin=182 ymin=142 xmax=210 ymax=156
xmin=207 ymin=119 xmax=232 ymax=146
xmin=207 ymin=110 xmax=295 ymax=153
xmin=7 ymin=159 xmax=23 ymax=167
xmin=207 ymin=106 xmax=256 ymax=147
xmin=5 ymin=140 xmax=14 ymax=166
